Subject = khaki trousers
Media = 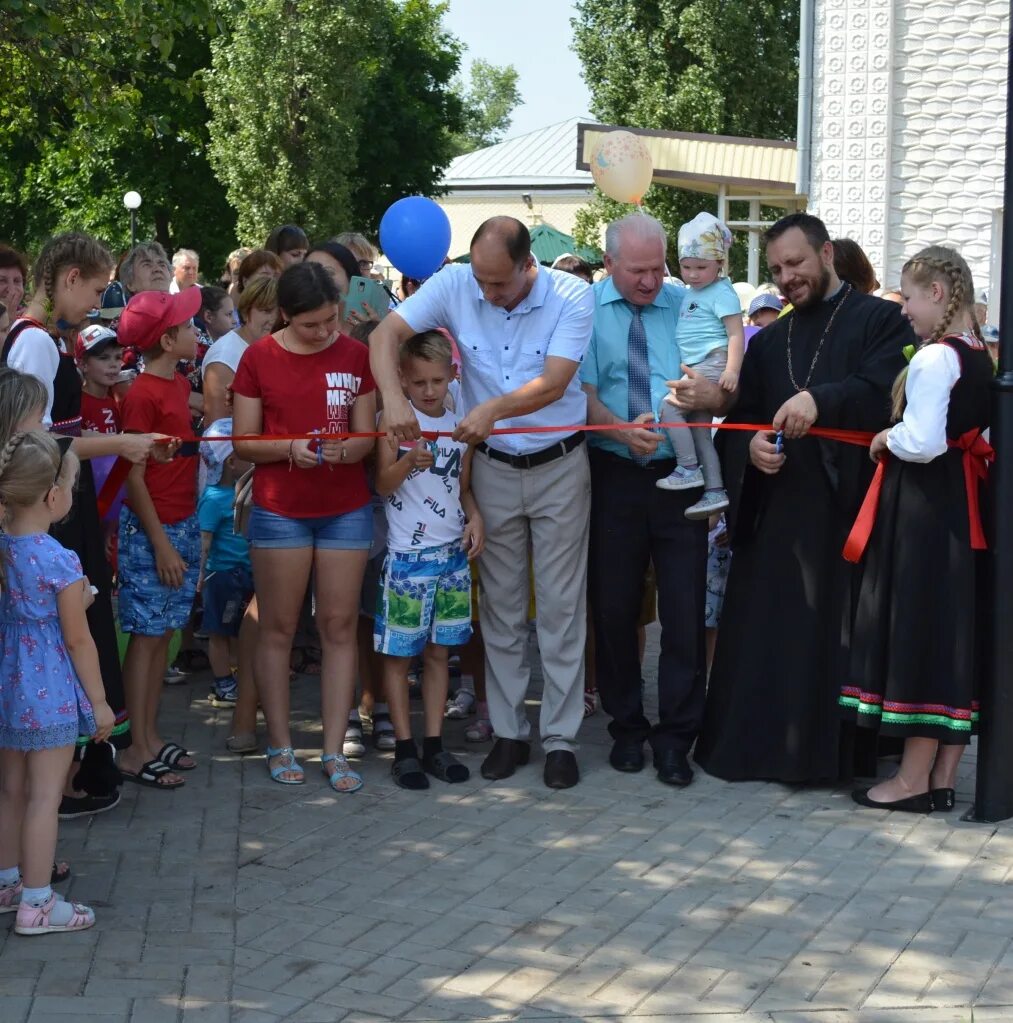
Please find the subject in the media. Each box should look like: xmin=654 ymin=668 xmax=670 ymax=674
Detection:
xmin=472 ymin=441 xmax=590 ymax=752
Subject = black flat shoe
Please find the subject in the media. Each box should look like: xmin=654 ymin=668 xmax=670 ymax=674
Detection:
xmin=930 ymin=787 xmax=955 ymax=812
xmin=609 ymin=740 xmax=645 ymax=773
xmin=851 ymin=787 xmax=933 ymax=813
xmin=480 ymin=738 xmax=530 ymax=780
xmin=654 ymin=748 xmax=693 ymax=787
xmin=544 ymin=750 xmax=579 ymax=789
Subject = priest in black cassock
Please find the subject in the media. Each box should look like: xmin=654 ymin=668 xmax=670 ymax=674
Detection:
xmin=669 ymin=213 xmax=913 ymax=783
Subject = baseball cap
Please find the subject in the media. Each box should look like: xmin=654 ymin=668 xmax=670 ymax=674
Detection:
xmin=75 ymin=324 xmax=121 ymax=363
xmin=117 ymin=288 xmax=202 ymax=352
xmin=748 ymin=292 xmax=783 ymax=317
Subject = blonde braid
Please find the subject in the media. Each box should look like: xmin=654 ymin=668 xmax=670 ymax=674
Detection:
xmin=0 ymin=432 xmax=28 ymax=485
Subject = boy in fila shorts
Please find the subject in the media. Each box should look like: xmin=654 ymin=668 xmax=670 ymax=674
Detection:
xmin=374 ymin=331 xmax=485 ymax=790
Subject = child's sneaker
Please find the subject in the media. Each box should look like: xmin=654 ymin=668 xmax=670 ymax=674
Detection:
xmin=15 ymin=891 xmax=95 ymax=935
xmin=208 ymin=675 xmax=238 ymax=708
xmin=445 ymin=689 xmax=476 ymax=719
xmin=163 ymin=664 xmax=188 ymax=685
xmin=0 ymin=880 xmax=21 ymax=914
xmin=343 ymin=714 xmax=366 ymax=759
xmin=656 ymin=466 xmax=704 ymax=491
xmin=685 ymin=488 xmax=730 ymax=521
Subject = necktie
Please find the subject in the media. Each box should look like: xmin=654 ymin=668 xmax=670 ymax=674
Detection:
xmin=627 ymin=304 xmax=652 ymax=465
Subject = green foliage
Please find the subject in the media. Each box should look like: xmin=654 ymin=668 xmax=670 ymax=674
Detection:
xmin=571 ymin=0 xmax=800 ymax=278
xmin=206 ymin=0 xmax=467 ymax=244
xmin=450 ymin=59 xmax=523 ymax=155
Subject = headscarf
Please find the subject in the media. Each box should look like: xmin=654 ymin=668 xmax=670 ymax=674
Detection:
xmin=678 ymin=212 xmax=733 ymax=262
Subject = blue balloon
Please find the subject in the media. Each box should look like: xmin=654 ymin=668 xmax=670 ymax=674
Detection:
xmin=379 ymin=197 xmax=452 ymax=280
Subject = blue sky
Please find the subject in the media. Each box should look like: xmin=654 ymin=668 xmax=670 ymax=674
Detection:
xmin=441 ymin=0 xmax=593 ymax=139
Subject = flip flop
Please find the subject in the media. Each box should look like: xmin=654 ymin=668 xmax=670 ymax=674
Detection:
xmin=122 ymin=760 xmax=185 ymax=789
xmin=155 ymin=743 xmax=197 ymax=771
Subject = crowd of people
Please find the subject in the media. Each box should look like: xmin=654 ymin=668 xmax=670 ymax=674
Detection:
xmin=0 ymin=207 xmax=994 ymax=935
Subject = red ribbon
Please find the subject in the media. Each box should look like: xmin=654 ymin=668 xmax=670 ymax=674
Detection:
xmin=92 ymin=420 xmax=877 ymax=521
xmin=843 ymin=428 xmax=993 ymax=564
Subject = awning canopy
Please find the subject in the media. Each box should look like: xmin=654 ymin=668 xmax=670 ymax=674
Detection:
xmin=576 ymin=122 xmax=801 ymax=204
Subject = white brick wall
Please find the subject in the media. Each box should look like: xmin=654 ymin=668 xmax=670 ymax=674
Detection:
xmin=809 ymin=0 xmax=1007 ymax=296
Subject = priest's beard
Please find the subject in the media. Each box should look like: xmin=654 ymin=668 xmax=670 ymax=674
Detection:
xmin=791 ymin=266 xmax=832 ymax=311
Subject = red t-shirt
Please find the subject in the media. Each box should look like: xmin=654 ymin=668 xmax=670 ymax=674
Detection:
xmin=120 ymin=371 xmax=196 ymax=524
xmin=80 ymin=392 xmax=121 ymax=435
xmin=231 ymin=333 xmax=375 ymax=518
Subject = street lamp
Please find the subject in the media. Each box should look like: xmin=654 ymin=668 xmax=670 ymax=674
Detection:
xmin=122 ymin=190 xmax=142 ymax=249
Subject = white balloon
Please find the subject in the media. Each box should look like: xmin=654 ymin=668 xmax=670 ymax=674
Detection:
xmin=590 ymin=131 xmax=654 ymax=204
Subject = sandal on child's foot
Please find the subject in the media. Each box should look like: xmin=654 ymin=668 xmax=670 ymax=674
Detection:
xmin=373 ymin=712 xmax=396 ymax=752
xmin=343 ymin=716 xmax=366 ymax=759
xmin=155 ymin=742 xmax=196 ymax=771
xmin=391 ymin=757 xmax=429 ymax=790
xmin=584 ymin=690 xmax=599 ymax=717
xmin=424 ymin=749 xmax=470 ymax=783
xmin=321 ymin=753 xmax=363 ymax=793
xmin=226 ymin=733 xmax=258 ymax=755
xmin=266 ymin=746 xmax=304 ymax=785
xmin=15 ymin=892 xmax=95 ymax=935
xmin=0 ymin=881 xmax=21 ymax=913
xmin=465 ymin=718 xmax=493 ymax=743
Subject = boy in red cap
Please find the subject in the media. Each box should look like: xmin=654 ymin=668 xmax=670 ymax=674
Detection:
xmin=114 ymin=289 xmax=202 ymax=790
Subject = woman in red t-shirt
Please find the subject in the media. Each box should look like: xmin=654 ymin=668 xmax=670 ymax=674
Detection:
xmin=232 ymin=262 xmax=376 ymax=793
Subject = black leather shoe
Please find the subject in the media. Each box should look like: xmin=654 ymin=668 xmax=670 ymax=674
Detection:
xmin=609 ymin=740 xmax=645 ymax=773
xmin=654 ymin=748 xmax=694 ymax=787
xmin=544 ymin=750 xmax=579 ymax=789
xmin=480 ymin=738 xmax=530 ymax=780
xmin=851 ymin=787 xmax=933 ymax=814
xmin=930 ymin=787 xmax=955 ymax=812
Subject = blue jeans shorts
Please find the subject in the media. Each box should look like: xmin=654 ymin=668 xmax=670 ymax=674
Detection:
xmin=202 ymin=564 xmax=254 ymax=637
xmin=248 ymin=504 xmax=373 ymax=551
xmin=118 ymin=509 xmax=201 ymax=636
xmin=373 ymin=541 xmax=473 ymax=657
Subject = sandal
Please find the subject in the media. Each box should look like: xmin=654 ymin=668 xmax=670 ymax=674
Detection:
xmin=465 ymin=719 xmax=493 ymax=743
xmin=584 ymin=689 xmax=599 ymax=717
xmin=321 ymin=753 xmax=363 ymax=793
xmin=343 ymin=716 xmax=366 ymax=759
xmin=290 ymin=646 xmax=322 ymax=676
xmin=122 ymin=760 xmax=185 ymax=789
xmin=423 ymin=749 xmax=470 ymax=783
xmin=15 ymin=892 xmax=95 ymax=935
xmin=51 ymin=861 xmax=70 ymax=885
xmin=266 ymin=746 xmax=304 ymax=785
xmin=373 ymin=712 xmax=396 ymax=751
xmin=155 ymin=742 xmax=196 ymax=771
xmin=391 ymin=756 xmax=429 ymax=790
xmin=225 ymin=733 xmax=258 ymax=755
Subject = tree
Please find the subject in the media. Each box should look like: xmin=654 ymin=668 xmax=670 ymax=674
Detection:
xmin=0 ymin=1 xmax=235 ymax=272
xmin=206 ymin=0 xmax=467 ymax=244
xmin=451 ymin=59 xmax=523 ymax=155
xmin=571 ymin=0 xmax=799 ymax=277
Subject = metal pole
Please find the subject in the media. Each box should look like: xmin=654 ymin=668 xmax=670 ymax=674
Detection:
xmin=972 ymin=1 xmax=1013 ymax=823
xmin=130 ymin=209 xmax=137 ymax=249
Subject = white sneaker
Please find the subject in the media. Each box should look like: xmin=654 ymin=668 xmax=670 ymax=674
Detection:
xmin=685 ymin=489 xmax=730 ymax=520
xmin=445 ymin=689 xmax=476 ymax=719
xmin=656 ymin=466 xmax=704 ymax=491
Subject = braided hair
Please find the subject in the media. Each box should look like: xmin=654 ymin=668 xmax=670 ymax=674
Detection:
xmin=30 ymin=232 xmax=113 ymax=323
xmin=890 ymin=245 xmax=979 ymax=420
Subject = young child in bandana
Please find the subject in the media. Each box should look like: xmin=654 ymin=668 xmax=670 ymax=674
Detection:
xmin=657 ymin=212 xmax=744 ymax=520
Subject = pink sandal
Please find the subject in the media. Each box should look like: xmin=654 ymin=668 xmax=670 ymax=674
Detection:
xmin=465 ymin=718 xmax=493 ymax=743
xmin=15 ymin=892 xmax=95 ymax=935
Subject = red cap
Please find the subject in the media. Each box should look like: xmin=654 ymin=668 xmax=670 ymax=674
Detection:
xmin=74 ymin=324 xmax=120 ymax=364
xmin=117 ymin=288 xmax=202 ymax=352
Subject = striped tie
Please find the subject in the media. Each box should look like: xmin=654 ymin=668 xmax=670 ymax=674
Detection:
xmin=627 ymin=304 xmax=652 ymax=465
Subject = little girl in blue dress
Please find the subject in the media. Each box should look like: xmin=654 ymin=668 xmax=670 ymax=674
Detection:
xmin=0 ymin=431 xmax=114 ymax=934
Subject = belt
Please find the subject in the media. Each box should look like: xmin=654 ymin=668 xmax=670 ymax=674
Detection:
xmin=477 ymin=431 xmax=584 ymax=470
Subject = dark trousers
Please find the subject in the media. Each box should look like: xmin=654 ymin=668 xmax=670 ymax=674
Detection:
xmin=588 ymin=448 xmax=708 ymax=754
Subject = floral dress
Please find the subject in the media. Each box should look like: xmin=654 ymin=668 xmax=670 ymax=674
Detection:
xmin=0 ymin=533 xmax=96 ymax=751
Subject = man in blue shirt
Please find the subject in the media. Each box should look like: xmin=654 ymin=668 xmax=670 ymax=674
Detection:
xmin=581 ymin=212 xmax=707 ymax=787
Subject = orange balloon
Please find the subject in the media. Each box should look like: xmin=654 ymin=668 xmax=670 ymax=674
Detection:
xmin=590 ymin=130 xmax=654 ymax=204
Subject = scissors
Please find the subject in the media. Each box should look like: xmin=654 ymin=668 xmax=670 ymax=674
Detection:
xmin=774 ymin=430 xmax=784 ymax=455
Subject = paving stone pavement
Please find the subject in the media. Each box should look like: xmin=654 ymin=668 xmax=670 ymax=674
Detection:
xmin=1 ymin=624 xmax=1011 ymax=1022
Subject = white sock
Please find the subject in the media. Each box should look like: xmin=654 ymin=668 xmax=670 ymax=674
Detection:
xmin=22 ymin=885 xmax=51 ymax=906
xmin=0 ymin=866 xmax=19 ymax=887
xmin=457 ymin=675 xmax=476 ymax=697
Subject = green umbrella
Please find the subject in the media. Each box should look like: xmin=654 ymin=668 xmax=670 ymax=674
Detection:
xmin=454 ymin=221 xmax=602 ymax=266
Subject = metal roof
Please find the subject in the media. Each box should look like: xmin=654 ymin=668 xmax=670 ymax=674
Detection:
xmin=443 ymin=117 xmax=597 ymax=190
xmin=576 ymin=122 xmax=800 ymax=201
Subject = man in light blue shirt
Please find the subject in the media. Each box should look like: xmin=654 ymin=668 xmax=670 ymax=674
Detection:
xmin=369 ymin=217 xmax=594 ymax=791
xmin=581 ymin=212 xmax=708 ymax=789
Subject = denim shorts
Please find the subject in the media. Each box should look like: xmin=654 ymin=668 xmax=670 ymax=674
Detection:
xmin=373 ymin=541 xmax=473 ymax=657
xmin=202 ymin=564 xmax=254 ymax=637
xmin=118 ymin=509 xmax=201 ymax=636
xmin=248 ymin=504 xmax=373 ymax=551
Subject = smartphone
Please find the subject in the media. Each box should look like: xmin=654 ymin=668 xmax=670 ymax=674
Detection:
xmin=344 ymin=276 xmax=390 ymax=322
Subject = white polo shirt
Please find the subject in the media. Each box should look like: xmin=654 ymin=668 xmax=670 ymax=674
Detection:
xmin=396 ymin=263 xmax=593 ymax=456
